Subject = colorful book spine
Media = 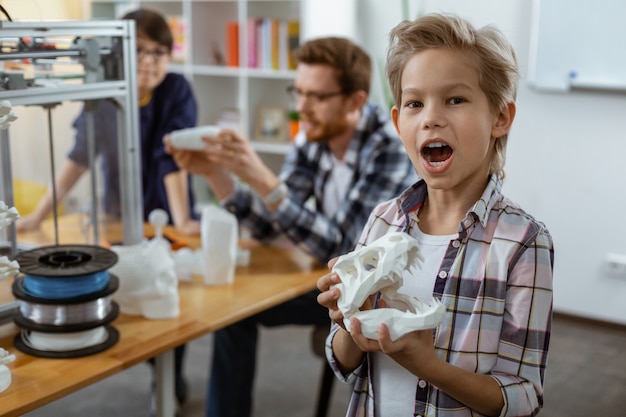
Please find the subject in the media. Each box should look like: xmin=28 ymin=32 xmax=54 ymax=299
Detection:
xmin=246 ymin=17 xmax=300 ymax=71
xmin=167 ymin=15 xmax=187 ymax=64
xmin=247 ymin=18 xmax=259 ymax=68
xmin=226 ymin=21 xmax=239 ymax=67
xmin=287 ymin=20 xmax=300 ymax=70
xmin=271 ymin=19 xmax=279 ymax=70
xmin=278 ymin=20 xmax=289 ymax=70
xmin=261 ymin=18 xmax=272 ymax=69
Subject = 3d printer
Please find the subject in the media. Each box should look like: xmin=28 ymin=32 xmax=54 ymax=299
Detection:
xmin=0 ymin=19 xmax=143 ymax=252
xmin=0 ymin=19 xmax=143 ymax=325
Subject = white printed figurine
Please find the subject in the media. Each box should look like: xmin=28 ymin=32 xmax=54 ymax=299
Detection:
xmin=0 ymin=199 xmax=19 ymax=394
xmin=0 ymin=100 xmax=17 ymax=131
xmin=109 ymin=209 xmax=179 ymax=319
xmin=0 ymin=201 xmax=19 ymax=230
xmin=0 ymin=101 xmax=20 ymax=282
xmin=332 ymin=232 xmax=446 ymax=341
xmin=0 ymin=201 xmax=20 ymax=281
xmin=0 ymin=348 xmax=16 ymax=393
xmin=0 ymin=100 xmax=19 ymax=394
xmin=0 ymin=256 xmax=19 ymax=281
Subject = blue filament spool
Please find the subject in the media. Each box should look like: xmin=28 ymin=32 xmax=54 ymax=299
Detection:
xmin=15 ymin=244 xmax=118 ymax=299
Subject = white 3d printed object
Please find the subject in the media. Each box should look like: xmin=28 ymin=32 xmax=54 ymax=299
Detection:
xmin=170 ymin=125 xmax=221 ymax=150
xmin=332 ymin=232 xmax=446 ymax=341
xmin=0 ymin=200 xmax=20 ymax=281
xmin=0 ymin=200 xmax=19 ymax=230
xmin=0 ymin=256 xmax=19 ymax=281
xmin=109 ymin=210 xmax=179 ymax=319
xmin=0 ymin=100 xmax=17 ymax=131
xmin=0 ymin=348 xmax=16 ymax=393
xmin=0 ymin=197 xmax=18 ymax=393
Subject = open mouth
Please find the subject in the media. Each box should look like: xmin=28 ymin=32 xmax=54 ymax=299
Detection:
xmin=421 ymin=142 xmax=452 ymax=167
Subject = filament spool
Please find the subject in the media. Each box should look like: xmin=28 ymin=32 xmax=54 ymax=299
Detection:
xmin=11 ymin=244 xmax=121 ymax=358
xmin=12 ymin=274 xmax=120 ymax=332
xmin=13 ymin=326 xmax=120 ymax=359
xmin=16 ymin=244 xmax=118 ymax=299
xmin=16 ymin=244 xmax=118 ymax=277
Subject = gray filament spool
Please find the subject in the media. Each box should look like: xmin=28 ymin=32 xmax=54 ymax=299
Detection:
xmin=18 ymin=296 xmax=114 ymax=326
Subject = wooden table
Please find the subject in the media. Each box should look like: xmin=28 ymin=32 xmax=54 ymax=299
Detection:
xmin=0 ymin=215 xmax=326 ymax=417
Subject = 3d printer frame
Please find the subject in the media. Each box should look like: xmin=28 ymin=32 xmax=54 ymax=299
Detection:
xmin=0 ymin=19 xmax=143 ymax=254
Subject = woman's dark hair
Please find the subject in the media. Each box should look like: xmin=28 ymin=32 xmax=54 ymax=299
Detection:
xmin=122 ymin=8 xmax=173 ymax=52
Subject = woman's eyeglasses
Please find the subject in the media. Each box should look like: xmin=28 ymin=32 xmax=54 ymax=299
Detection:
xmin=137 ymin=47 xmax=170 ymax=62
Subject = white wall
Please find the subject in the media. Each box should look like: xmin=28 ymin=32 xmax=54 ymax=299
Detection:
xmin=352 ymin=0 xmax=626 ymax=325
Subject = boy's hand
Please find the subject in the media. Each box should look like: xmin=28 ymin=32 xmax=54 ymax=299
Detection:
xmin=317 ymin=256 xmax=379 ymax=332
xmin=316 ymin=271 xmax=346 ymax=329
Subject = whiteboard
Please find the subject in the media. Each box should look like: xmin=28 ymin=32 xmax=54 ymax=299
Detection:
xmin=528 ymin=0 xmax=626 ymax=91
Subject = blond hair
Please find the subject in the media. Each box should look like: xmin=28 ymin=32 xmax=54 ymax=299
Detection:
xmin=386 ymin=14 xmax=519 ymax=179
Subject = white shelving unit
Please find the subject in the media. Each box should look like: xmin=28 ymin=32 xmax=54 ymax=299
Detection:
xmin=86 ymin=0 xmax=302 ymax=165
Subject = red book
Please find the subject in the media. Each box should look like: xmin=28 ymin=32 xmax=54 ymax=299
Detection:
xmin=226 ymin=21 xmax=239 ymax=67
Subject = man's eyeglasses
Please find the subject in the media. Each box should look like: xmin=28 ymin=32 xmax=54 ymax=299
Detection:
xmin=137 ymin=47 xmax=169 ymax=62
xmin=286 ymin=85 xmax=345 ymax=104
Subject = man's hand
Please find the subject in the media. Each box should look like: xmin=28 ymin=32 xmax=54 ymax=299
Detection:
xmin=164 ymin=133 xmax=216 ymax=177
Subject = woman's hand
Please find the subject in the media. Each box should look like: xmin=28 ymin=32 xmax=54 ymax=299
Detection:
xmin=15 ymin=214 xmax=42 ymax=232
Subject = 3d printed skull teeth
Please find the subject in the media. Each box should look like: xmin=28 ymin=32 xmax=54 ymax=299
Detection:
xmin=332 ymin=232 xmax=446 ymax=341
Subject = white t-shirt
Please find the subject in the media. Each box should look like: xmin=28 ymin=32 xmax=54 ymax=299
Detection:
xmin=322 ymin=154 xmax=353 ymax=216
xmin=373 ymin=227 xmax=456 ymax=417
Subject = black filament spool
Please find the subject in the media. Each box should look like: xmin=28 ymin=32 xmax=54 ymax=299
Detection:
xmin=16 ymin=244 xmax=118 ymax=277
xmin=13 ymin=325 xmax=120 ymax=359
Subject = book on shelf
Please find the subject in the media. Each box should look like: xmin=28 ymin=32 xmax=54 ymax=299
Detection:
xmin=226 ymin=20 xmax=239 ymax=67
xmin=271 ymin=19 xmax=279 ymax=70
xmin=248 ymin=17 xmax=300 ymax=71
xmin=286 ymin=20 xmax=300 ymax=70
xmin=259 ymin=18 xmax=272 ymax=69
xmin=247 ymin=18 xmax=260 ymax=68
xmin=167 ymin=15 xmax=187 ymax=64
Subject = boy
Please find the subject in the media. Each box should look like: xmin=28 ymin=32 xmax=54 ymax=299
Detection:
xmin=316 ymin=14 xmax=554 ymax=417
xmin=166 ymin=37 xmax=416 ymax=417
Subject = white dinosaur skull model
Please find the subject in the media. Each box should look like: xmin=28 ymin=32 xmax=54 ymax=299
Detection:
xmin=332 ymin=231 xmax=446 ymax=341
